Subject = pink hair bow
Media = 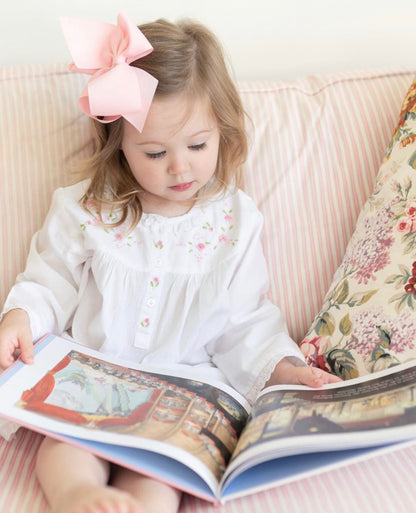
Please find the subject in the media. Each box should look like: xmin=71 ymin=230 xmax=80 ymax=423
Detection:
xmin=60 ymin=13 xmax=158 ymax=132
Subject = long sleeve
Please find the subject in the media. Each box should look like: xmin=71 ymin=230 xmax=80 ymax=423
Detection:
xmin=2 ymin=186 xmax=89 ymax=340
xmin=206 ymin=201 xmax=305 ymax=402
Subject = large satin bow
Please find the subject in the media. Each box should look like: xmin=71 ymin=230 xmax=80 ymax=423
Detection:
xmin=60 ymin=13 xmax=158 ymax=132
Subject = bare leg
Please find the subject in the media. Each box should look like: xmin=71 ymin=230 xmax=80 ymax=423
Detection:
xmin=36 ymin=436 xmax=167 ymax=513
xmin=112 ymin=466 xmax=182 ymax=513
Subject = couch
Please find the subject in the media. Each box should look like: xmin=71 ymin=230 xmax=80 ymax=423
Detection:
xmin=1 ymin=63 xmax=416 ymax=512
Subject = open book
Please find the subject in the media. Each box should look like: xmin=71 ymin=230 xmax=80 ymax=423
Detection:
xmin=0 ymin=334 xmax=415 ymax=504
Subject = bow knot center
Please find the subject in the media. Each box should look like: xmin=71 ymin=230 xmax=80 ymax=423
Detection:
xmin=113 ymin=54 xmax=127 ymax=66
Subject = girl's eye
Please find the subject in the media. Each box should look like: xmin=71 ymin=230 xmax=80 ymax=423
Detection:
xmin=146 ymin=151 xmax=166 ymax=160
xmin=189 ymin=143 xmax=207 ymax=151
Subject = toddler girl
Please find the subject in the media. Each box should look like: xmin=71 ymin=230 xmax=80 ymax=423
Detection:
xmin=0 ymin=14 xmax=340 ymax=513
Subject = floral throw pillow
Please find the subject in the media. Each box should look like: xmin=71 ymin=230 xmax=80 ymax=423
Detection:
xmin=300 ymin=79 xmax=416 ymax=379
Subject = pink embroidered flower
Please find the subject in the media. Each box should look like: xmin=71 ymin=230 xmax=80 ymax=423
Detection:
xmin=219 ymin=234 xmax=229 ymax=243
xmin=141 ymin=318 xmax=150 ymax=328
xmin=197 ymin=243 xmax=206 ymax=251
xmin=155 ymin=240 xmax=164 ymax=249
xmin=222 ymin=208 xmax=233 ymax=223
xmin=299 ymin=336 xmax=331 ymax=371
xmin=81 ymin=217 xmax=100 ymax=231
xmin=151 ymin=277 xmax=159 ymax=287
xmin=202 ymin=222 xmax=214 ymax=231
xmin=81 ymin=212 xmax=138 ymax=247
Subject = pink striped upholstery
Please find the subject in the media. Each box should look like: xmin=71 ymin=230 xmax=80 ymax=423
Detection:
xmin=0 ymin=430 xmax=47 ymax=511
xmin=0 ymin=64 xmax=91 ymax=310
xmin=1 ymin=64 xmax=416 ymax=511
xmin=240 ymin=69 xmax=416 ymax=341
xmin=1 ymin=428 xmax=416 ymax=512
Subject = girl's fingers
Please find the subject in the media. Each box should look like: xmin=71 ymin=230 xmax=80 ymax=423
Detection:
xmin=18 ymin=336 xmax=34 ymax=364
xmin=300 ymin=367 xmax=342 ymax=387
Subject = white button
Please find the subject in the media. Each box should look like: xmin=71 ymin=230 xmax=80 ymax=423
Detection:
xmin=155 ymin=258 xmax=162 ymax=267
xmin=146 ymin=298 xmax=156 ymax=307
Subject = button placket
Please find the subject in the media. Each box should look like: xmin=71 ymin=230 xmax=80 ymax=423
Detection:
xmin=134 ymin=240 xmax=165 ymax=349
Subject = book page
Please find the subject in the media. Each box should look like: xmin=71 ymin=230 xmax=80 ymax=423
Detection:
xmin=0 ymin=335 xmax=250 ymax=489
xmin=223 ymin=360 xmax=416 ymax=485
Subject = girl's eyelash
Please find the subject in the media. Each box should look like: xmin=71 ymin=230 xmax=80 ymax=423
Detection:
xmin=146 ymin=151 xmax=165 ymax=160
xmin=146 ymin=143 xmax=206 ymax=159
xmin=189 ymin=142 xmax=207 ymax=151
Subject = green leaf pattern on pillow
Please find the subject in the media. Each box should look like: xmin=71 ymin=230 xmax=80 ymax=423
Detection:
xmin=300 ymin=79 xmax=416 ymax=379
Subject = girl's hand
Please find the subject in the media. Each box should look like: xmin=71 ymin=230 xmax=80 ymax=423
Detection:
xmin=0 ymin=309 xmax=33 ymax=368
xmin=286 ymin=365 xmax=343 ymax=387
xmin=266 ymin=357 xmax=342 ymax=388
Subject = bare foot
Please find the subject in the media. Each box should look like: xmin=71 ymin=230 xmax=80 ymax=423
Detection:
xmin=51 ymin=483 xmax=146 ymax=513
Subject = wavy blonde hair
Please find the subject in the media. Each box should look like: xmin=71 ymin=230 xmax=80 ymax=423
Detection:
xmin=78 ymin=19 xmax=248 ymax=229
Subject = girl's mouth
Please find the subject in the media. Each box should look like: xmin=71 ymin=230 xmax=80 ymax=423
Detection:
xmin=170 ymin=182 xmax=194 ymax=192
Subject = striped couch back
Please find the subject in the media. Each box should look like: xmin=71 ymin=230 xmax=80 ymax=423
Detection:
xmin=1 ymin=64 xmax=415 ymax=342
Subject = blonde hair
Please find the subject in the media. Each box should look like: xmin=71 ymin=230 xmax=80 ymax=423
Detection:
xmin=79 ymin=19 xmax=248 ymax=228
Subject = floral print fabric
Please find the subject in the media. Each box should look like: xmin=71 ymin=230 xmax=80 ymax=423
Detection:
xmin=300 ymin=79 xmax=416 ymax=379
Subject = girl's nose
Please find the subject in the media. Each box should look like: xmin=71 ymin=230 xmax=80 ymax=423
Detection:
xmin=168 ymin=154 xmax=190 ymax=175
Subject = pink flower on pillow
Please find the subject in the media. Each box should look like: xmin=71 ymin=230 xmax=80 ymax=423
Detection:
xmin=397 ymin=218 xmax=413 ymax=233
xmin=406 ymin=201 xmax=416 ymax=217
xmin=342 ymin=204 xmax=394 ymax=284
xmin=299 ymin=336 xmax=331 ymax=371
xmin=349 ymin=308 xmax=416 ymax=357
xmin=395 ymin=202 xmax=416 ymax=233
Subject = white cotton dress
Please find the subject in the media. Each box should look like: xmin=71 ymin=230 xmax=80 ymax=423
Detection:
xmin=0 ymin=180 xmax=304 ymax=439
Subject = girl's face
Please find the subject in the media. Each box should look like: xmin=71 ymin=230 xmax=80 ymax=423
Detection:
xmin=121 ymin=93 xmax=220 ymax=217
